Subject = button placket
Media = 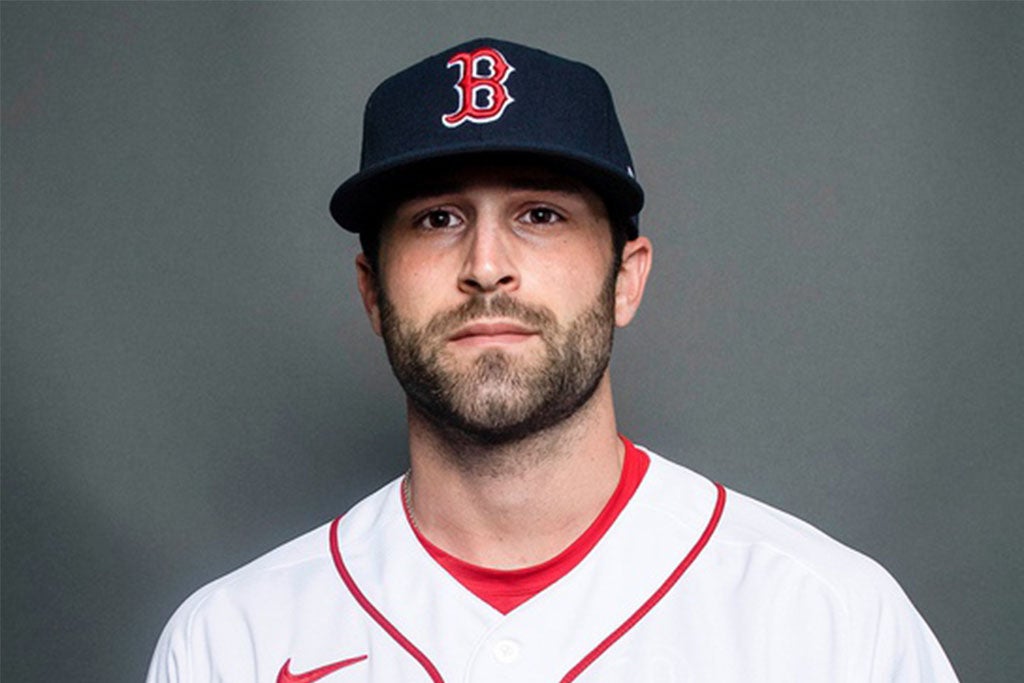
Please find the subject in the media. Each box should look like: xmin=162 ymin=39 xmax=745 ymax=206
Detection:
xmin=491 ymin=638 xmax=521 ymax=664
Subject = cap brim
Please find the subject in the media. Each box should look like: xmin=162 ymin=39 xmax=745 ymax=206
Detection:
xmin=330 ymin=146 xmax=643 ymax=237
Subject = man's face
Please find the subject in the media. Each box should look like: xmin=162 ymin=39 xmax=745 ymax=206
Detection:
xmin=362 ymin=164 xmax=621 ymax=445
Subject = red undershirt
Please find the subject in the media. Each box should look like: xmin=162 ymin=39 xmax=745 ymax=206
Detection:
xmin=403 ymin=436 xmax=651 ymax=614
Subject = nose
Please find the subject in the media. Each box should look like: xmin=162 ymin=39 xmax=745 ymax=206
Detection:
xmin=458 ymin=219 xmax=519 ymax=295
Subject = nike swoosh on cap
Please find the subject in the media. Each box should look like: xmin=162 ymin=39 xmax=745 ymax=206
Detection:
xmin=276 ymin=655 xmax=368 ymax=683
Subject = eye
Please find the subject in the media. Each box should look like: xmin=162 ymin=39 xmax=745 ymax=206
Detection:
xmin=416 ymin=209 xmax=462 ymax=230
xmin=520 ymin=207 xmax=563 ymax=225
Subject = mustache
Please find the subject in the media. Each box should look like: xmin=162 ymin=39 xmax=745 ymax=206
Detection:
xmin=423 ymin=294 xmax=556 ymax=339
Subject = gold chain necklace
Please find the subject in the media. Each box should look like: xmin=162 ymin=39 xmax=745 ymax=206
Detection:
xmin=401 ymin=472 xmax=421 ymax=532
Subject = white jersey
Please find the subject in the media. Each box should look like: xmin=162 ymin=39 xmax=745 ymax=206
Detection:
xmin=147 ymin=446 xmax=958 ymax=682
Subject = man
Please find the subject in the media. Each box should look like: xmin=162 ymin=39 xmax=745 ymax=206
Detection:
xmin=148 ymin=38 xmax=958 ymax=682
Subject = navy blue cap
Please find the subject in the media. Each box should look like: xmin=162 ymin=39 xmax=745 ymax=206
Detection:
xmin=330 ymin=38 xmax=644 ymax=237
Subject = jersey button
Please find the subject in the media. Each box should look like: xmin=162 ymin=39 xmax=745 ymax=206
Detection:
xmin=492 ymin=638 xmax=521 ymax=664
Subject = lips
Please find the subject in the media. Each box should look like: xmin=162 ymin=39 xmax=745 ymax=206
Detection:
xmin=449 ymin=321 xmax=538 ymax=345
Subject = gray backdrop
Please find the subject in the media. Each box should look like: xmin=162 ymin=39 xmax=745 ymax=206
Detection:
xmin=2 ymin=3 xmax=1022 ymax=681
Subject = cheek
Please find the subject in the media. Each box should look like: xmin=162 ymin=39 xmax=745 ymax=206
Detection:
xmin=380 ymin=253 xmax=450 ymax=318
xmin=542 ymin=242 xmax=614 ymax=302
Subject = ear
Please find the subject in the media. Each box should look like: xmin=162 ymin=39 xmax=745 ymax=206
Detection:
xmin=355 ymin=253 xmax=383 ymax=336
xmin=614 ymin=236 xmax=653 ymax=328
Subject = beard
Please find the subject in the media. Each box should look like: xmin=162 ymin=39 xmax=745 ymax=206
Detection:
xmin=377 ymin=272 xmax=617 ymax=447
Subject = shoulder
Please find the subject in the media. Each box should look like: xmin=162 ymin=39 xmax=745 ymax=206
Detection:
xmin=165 ymin=520 xmax=335 ymax=621
xmin=146 ymin=521 xmax=334 ymax=676
xmin=632 ymin=444 xmax=958 ymax=681
xmin=162 ymin=478 xmax=402 ymax=621
xmin=637 ymin=444 xmax=895 ymax=592
xmin=147 ymin=478 xmax=403 ymax=683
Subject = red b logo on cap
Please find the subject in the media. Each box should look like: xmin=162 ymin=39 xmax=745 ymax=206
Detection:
xmin=442 ymin=48 xmax=515 ymax=128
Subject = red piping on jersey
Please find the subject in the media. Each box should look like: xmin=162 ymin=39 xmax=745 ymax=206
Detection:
xmin=330 ymin=481 xmax=726 ymax=683
xmin=329 ymin=516 xmax=444 ymax=683
xmin=406 ymin=438 xmax=650 ymax=614
xmin=559 ymin=482 xmax=727 ymax=683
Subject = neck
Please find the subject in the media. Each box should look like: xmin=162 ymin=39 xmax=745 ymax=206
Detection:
xmin=403 ymin=373 xmax=624 ymax=569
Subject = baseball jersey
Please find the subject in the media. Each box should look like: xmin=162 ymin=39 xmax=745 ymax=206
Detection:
xmin=147 ymin=443 xmax=959 ymax=682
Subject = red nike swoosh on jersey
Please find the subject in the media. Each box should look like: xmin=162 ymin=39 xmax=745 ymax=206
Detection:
xmin=276 ymin=655 xmax=368 ymax=683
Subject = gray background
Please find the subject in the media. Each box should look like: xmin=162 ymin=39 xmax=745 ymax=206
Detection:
xmin=2 ymin=2 xmax=1022 ymax=681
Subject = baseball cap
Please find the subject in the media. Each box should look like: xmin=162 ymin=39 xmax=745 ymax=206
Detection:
xmin=329 ymin=38 xmax=644 ymax=237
